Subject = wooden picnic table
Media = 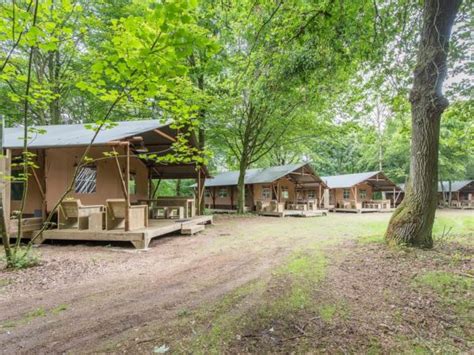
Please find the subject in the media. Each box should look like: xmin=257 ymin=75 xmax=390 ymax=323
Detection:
xmin=138 ymin=197 xmax=195 ymax=219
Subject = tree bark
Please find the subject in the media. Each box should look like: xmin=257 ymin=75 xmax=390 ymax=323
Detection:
xmin=385 ymin=0 xmax=461 ymax=248
xmin=237 ymin=159 xmax=248 ymax=214
xmin=48 ymin=50 xmax=61 ymax=124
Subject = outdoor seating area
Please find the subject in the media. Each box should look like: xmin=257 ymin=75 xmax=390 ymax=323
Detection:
xmin=42 ymin=215 xmax=213 ymax=249
xmin=41 ymin=194 xmax=208 ymax=249
xmin=1 ymin=121 xmax=211 ymax=249
xmin=323 ymin=172 xmax=399 ymax=213
xmin=256 ymin=199 xmax=326 ymax=217
xmin=138 ymin=196 xmax=195 ymax=219
xmin=333 ymin=199 xmax=393 ymax=213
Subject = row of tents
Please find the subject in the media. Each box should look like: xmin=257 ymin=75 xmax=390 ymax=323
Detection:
xmin=202 ymin=163 xmax=474 ymax=213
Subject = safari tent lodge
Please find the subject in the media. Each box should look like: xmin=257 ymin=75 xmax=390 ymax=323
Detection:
xmin=390 ymin=180 xmax=474 ymax=209
xmin=0 ymin=120 xmax=212 ymax=249
xmin=321 ymin=171 xmax=400 ymax=213
xmin=203 ymin=163 xmax=328 ymax=217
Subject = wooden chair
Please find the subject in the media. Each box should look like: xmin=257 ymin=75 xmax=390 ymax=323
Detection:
xmin=269 ymin=200 xmax=285 ymax=213
xmin=106 ymin=199 xmax=148 ymax=231
xmin=256 ymin=200 xmax=271 ymax=212
xmin=307 ymin=199 xmax=317 ymax=211
xmin=58 ymin=199 xmax=104 ymax=230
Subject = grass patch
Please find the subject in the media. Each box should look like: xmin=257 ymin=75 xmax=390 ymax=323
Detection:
xmin=51 ymin=304 xmax=68 ymax=314
xmin=414 ymin=271 xmax=473 ymax=316
xmin=188 ymin=279 xmax=265 ymax=353
xmin=186 ymin=248 xmax=328 ymax=353
xmin=317 ymin=301 xmax=350 ymax=324
xmin=415 ymin=271 xmax=472 ymax=294
xmin=1 ymin=304 xmax=69 ymax=331
xmin=0 ymin=278 xmax=11 ymax=287
xmin=358 ymin=234 xmax=384 ymax=244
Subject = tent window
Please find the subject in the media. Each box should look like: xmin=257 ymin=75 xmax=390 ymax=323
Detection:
xmin=11 ymin=169 xmax=25 ymax=201
xmin=343 ymin=189 xmax=350 ymax=199
xmin=307 ymin=190 xmax=315 ymax=199
xmin=359 ymin=189 xmax=367 ymax=199
xmin=261 ymin=186 xmax=271 ymax=199
xmin=218 ymin=188 xmax=228 ymax=198
xmin=75 ymin=166 xmax=97 ymax=194
xmin=281 ymin=186 xmax=289 ymax=199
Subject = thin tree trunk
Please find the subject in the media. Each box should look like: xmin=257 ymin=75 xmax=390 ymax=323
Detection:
xmin=385 ymin=0 xmax=461 ymax=248
xmin=0 ymin=117 xmax=12 ymax=265
xmin=48 ymin=50 xmax=61 ymax=124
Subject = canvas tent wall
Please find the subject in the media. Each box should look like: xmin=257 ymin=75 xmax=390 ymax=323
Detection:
xmin=203 ymin=163 xmax=327 ymax=211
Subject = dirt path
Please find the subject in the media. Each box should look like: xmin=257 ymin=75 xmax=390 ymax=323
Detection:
xmin=0 ymin=211 xmax=471 ymax=353
xmin=0 ymin=214 xmax=349 ymax=353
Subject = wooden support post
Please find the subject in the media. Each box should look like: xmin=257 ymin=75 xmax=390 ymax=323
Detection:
xmin=277 ymin=180 xmax=281 ymax=203
xmin=318 ymin=184 xmax=322 ymax=208
xmin=293 ymin=183 xmax=297 ymax=204
xmin=148 ymin=167 xmax=152 ymax=199
xmin=230 ymin=186 xmax=234 ymax=210
xmin=112 ymin=147 xmax=128 ymax=198
xmin=30 ymin=164 xmax=46 ymax=220
xmin=125 ymin=143 xmax=130 ymax=231
xmin=354 ymin=185 xmax=359 ymax=211
xmin=212 ymin=186 xmax=216 ymax=208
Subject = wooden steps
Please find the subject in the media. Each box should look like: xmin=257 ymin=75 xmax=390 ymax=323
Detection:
xmin=181 ymin=224 xmax=205 ymax=235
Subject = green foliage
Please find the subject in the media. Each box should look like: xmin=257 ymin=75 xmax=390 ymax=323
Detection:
xmin=1 ymin=247 xmax=39 ymax=269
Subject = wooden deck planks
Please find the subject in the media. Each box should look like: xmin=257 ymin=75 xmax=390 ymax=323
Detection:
xmin=39 ymin=215 xmax=214 ymax=249
xmin=258 ymin=210 xmax=327 ymax=218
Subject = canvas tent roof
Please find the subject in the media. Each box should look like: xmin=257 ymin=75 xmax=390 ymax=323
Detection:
xmin=398 ymin=180 xmax=473 ymax=192
xmin=3 ymin=120 xmax=167 ymax=149
xmin=321 ymin=171 xmax=399 ymax=191
xmin=4 ymin=120 xmax=209 ymax=178
xmin=204 ymin=163 xmax=325 ymax=187
xmin=438 ymin=180 xmax=473 ymax=192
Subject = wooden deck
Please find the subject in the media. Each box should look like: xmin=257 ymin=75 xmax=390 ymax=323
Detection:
xmin=258 ymin=210 xmax=328 ymax=218
xmin=209 ymin=208 xmax=239 ymax=214
xmin=38 ymin=215 xmax=213 ymax=249
xmin=332 ymin=208 xmax=395 ymax=214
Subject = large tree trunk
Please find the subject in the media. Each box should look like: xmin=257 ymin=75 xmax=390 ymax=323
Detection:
xmin=385 ymin=0 xmax=461 ymax=248
xmin=237 ymin=159 xmax=247 ymax=214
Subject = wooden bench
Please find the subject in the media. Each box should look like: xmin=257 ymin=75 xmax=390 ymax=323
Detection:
xmin=106 ymin=199 xmax=148 ymax=231
xmin=58 ymin=199 xmax=104 ymax=230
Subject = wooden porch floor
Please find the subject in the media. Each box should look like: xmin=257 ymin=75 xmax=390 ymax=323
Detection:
xmin=258 ymin=210 xmax=328 ymax=217
xmin=40 ymin=215 xmax=213 ymax=249
xmin=332 ymin=208 xmax=395 ymax=213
